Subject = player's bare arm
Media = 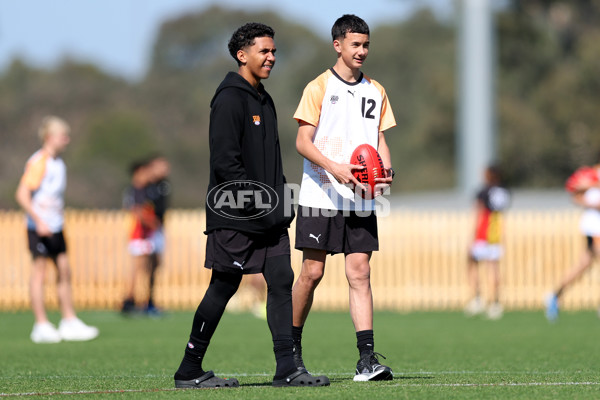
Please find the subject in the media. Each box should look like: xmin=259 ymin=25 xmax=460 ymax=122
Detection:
xmin=296 ymin=121 xmax=365 ymax=187
xmin=15 ymin=181 xmax=52 ymax=236
xmin=373 ymin=130 xmax=393 ymax=196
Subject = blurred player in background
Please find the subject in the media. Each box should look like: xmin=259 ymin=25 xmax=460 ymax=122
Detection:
xmin=15 ymin=116 xmax=99 ymax=343
xmin=121 ymin=159 xmax=160 ymax=315
xmin=291 ymin=15 xmax=395 ymax=382
xmin=143 ymin=155 xmax=171 ymax=315
xmin=464 ymin=165 xmax=511 ymax=320
xmin=545 ymin=162 xmax=600 ymax=322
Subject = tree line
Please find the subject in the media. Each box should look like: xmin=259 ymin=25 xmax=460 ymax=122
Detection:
xmin=0 ymin=2 xmax=598 ymax=209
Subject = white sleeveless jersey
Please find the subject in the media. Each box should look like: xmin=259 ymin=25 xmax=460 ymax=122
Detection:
xmin=580 ymin=187 xmax=600 ymax=236
xmin=20 ymin=150 xmax=66 ymax=233
xmin=293 ymin=69 xmax=396 ymax=210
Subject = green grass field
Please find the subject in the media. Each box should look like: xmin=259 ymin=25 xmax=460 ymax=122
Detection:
xmin=1 ymin=310 xmax=600 ymax=399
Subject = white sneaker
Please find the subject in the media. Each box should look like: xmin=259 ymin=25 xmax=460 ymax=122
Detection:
xmin=31 ymin=322 xmax=62 ymax=343
xmin=58 ymin=318 xmax=99 ymax=341
xmin=486 ymin=302 xmax=504 ymax=320
xmin=464 ymin=297 xmax=486 ymax=316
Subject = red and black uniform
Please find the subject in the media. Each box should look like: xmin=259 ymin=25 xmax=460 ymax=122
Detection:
xmin=470 ymin=185 xmax=511 ymax=261
xmin=123 ymin=185 xmax=157 ymax=256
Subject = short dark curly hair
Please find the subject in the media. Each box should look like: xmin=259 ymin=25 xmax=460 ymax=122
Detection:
xmin=228 ymin=22 xmax=275 ymax=65
xmin=331 ymin=14 xmax=369 ymax=41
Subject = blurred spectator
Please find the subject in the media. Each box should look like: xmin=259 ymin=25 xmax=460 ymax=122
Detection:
xmin=121 ymin=159 xmax=160 ymax=315
xmin=15 ymin=116 xmax=99 ymax=343
xmin=464 ymin=165 xmax=511 ymax=320
xmin=144 ymin=155 xmax=171 ymax=315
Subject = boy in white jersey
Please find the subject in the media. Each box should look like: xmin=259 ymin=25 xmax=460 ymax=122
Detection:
xmin=15 ymin=116 xmax=99 ymax=343
xmin=291 ymin=15 xmax=395 ymax=381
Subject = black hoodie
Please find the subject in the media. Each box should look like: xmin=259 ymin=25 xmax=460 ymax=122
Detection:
xmin=205 ymin=72 xmax=294 ymax=234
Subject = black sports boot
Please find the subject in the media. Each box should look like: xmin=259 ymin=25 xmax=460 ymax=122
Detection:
xmin=353 ymin=351 xmax=393 ymax=382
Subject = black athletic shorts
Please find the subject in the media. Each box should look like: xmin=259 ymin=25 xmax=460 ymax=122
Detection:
xmin=205 ymin=229 xmax=290 ymax=274
xmin=27 ymin=230 xmax=67 ymax=259
xmin=586 ymin=236 xmax=595 ymax=252
xmin=295 ymin=205 xmax=378 ymax=255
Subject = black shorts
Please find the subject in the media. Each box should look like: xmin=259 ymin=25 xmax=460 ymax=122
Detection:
xmin=28 ymin=230 xmax=67 ymax=259
xmin=295 ymin=206 xmax=378 ymax=255
xmin=586 ymin=236 xmax=595 ymax=252
xmin=205 ymin=229 xmax=290 ymax=274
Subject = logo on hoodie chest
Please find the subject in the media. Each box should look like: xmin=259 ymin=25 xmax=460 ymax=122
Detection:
xmin=252 ymin=115 xmax=261 ymax=126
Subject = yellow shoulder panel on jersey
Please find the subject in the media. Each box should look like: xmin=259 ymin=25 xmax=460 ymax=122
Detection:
xmin=21 ymin=152 xmax=48 ymax=191
xmin=293 ymin=70 xmax=331 ymax=127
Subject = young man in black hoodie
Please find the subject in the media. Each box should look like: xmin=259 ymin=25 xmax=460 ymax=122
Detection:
xmin=173 ymin=23 xmax=329 ymax=389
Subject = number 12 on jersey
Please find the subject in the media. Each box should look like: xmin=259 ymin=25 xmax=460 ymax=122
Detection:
xmin=361 ymin=97 xmax=376 ymax=119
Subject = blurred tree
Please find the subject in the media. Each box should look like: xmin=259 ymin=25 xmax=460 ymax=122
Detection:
xmin=68 ymin=111 xmax=158 ymax=208
xmin=368 ymin=9 xmax=456 ymax=191
xmin=497 ymin=0 xmax=600 ymax=186
xmin=3 ymin=3 xmax=600 ymax=208
xmin=0 ymin=58 xmax=134 ymax=208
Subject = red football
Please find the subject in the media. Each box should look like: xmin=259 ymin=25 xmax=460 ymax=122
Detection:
xmin=350 ymin=144 xmax=385 ymax=199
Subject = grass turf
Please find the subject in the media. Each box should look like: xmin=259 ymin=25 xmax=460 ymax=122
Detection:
xmin=1 ymin=310 xmax=600 ymax=399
